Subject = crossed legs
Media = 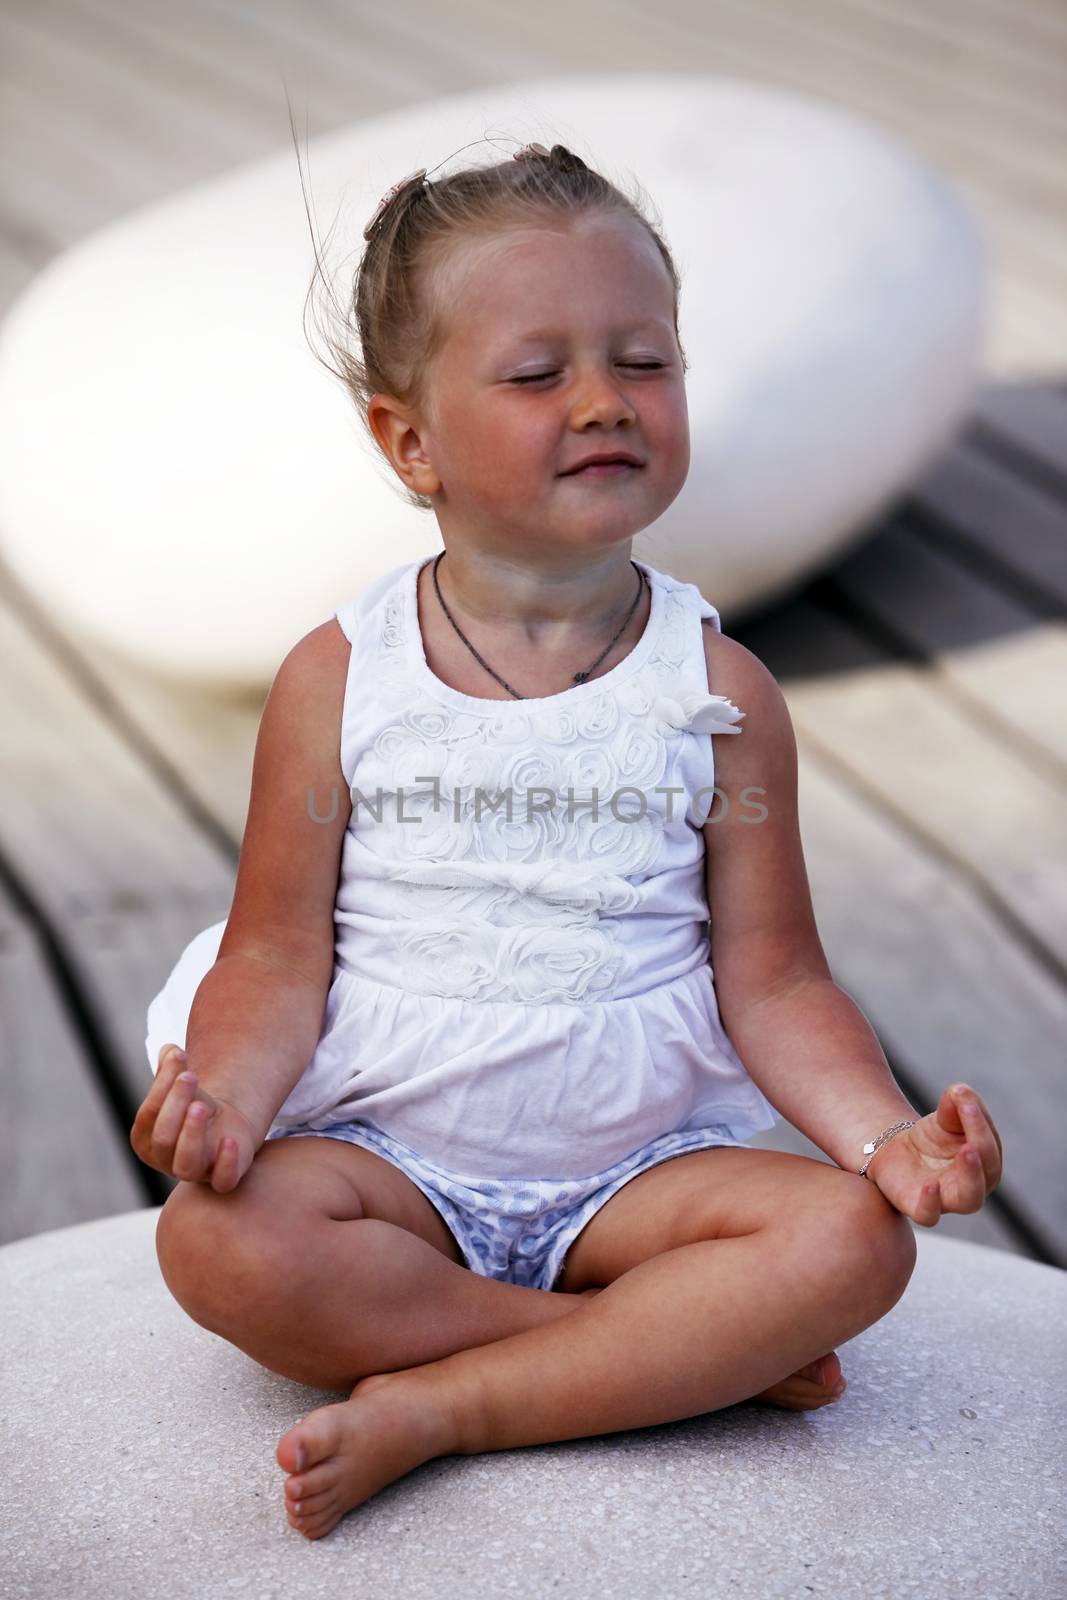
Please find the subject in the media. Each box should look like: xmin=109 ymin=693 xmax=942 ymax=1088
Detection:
xmin=156 ymin=1133 xmax=917 ymax=1539
xmin=155 ymin=1133 xmax=596 ymax=1390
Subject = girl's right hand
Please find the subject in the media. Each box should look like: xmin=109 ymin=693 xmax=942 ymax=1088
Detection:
xmin=130 ymin=1043 xmax=259 ymax=1192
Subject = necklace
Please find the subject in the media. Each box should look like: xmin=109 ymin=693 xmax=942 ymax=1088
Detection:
xmin=430 ymin=551 xmax=647 ymax=701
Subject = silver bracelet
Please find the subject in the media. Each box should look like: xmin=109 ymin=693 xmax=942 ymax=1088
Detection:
xmin=859 ymin=1119 xmax=917 ymax=1178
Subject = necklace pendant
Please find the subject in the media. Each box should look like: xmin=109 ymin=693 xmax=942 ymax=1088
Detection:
xmin=573 ymin=670 xmax=590 ymax=683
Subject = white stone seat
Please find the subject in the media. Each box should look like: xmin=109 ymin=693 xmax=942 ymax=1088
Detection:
xmin=1 ymin=1210 xmax=1061 ymax=1593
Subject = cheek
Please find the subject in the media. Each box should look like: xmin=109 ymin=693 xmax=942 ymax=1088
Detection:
xmin=447 ymin=423 xmax=543 ymax=505
xmin=651 ymin=398 xmax=690 ymax=469
xmin=480 ymin=414 xmax=553 ymax=476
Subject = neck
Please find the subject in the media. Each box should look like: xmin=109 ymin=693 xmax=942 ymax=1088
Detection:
xmin=432 ymin=547 xmax=642 ymax=644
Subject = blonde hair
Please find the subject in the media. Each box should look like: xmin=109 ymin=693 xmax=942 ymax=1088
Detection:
xmin=294 ymin=132 xmax=689 ymax=513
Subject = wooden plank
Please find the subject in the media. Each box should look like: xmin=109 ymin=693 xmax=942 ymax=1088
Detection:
xmin=0 ymin=7 xmax=264 ymax=172
xmin=238 ymin=0 xmax=480 ymax=105
xmin=78 ymin=651 xmax=263 ymax=848
xmin=907 ymin=436 xmax=1067 ymax=607
xmin=834 ymin=0 xmax=1067 ymax=97
xmin=68 ymin=0 xmax=457 ymax=128
xmin=0 ymin=893 xmax=143 ymax=1246
xmin=970 ymin=381 xmax=1067 ymax=489
xmin=2 ymin=0 xmax=1064 ymax=381
xmin=826 ymin=514 xmax=1067 ymax=772
xmin=785 ymin=744 xmax=1067 ymax=1263
xmin=736 ymin=595 xmax=1067 ymax=978
xmin=0 ymin=78 xmax=167 ymax=248
xmin=893 ymin=0 xmax=1067 ymax=43
xmin=783 ymin=0 xmax=1067 ymax=140
xmin=727 ymin=607 xmax=1067 ymax=1260
xmin=64 ymin=0 xmax=312 ymax=145
xmin=982 ymin=277 xmax=1067 ymax=381
xmin=602 ymin=0 xmax=1067 ymax=208
xmin=0 ymin=564 xmax=238 ymax=1124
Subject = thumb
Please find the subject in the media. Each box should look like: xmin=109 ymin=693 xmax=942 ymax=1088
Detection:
xmin=938 ymin=1084 xmax=968 ymax=1136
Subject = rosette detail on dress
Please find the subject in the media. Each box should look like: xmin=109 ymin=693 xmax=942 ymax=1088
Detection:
xmin=651 ymin=689 xmax=746 ymax=739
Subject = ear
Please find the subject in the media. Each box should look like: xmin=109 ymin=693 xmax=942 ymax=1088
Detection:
xmin=368 ymin=395 xmax=441 ymax=495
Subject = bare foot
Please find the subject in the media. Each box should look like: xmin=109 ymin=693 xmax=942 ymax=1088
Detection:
xmin=744 ymin=1349 xmax=847 ymax=1411
xmin=277 ymin=1372 xmax=458 ymax=1541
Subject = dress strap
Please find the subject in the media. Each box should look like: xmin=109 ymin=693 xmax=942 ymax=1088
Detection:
xmin=332 ymin=560 xmax=418 ymax=645
xmin=334 ymin=600 xmax=358 ymax=645
xmin=694 ymin=594 xmax=722 ymax=632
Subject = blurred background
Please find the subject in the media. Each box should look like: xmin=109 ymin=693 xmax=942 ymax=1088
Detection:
xmin=1 ymin=0 xmax=1064 ymax=1267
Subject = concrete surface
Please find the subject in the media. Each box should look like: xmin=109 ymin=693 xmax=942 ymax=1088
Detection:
xmin=1 ymin=1208 xmax=1064 ymax=1599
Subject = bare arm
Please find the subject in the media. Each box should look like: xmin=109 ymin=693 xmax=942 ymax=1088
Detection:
xmin=182 ymin=954 xmax=336 ymax=1148
xmin=133 ymin=620 xmax=353 ymax=1188
xmin=180 ymin=617 xmax=353 ymax=1147
xmin=700 ymin=622 xmax=920 ymax=1176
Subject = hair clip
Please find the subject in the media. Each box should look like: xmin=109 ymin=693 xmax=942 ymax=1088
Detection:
xmin=513 ymin=143 xmax=551 ymax=162
xmin=362 ymin=168 xmax=427 ymax=240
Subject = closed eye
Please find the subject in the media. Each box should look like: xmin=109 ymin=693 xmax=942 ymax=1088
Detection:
xmin=509 ymin=364 xmax=665 ymax=385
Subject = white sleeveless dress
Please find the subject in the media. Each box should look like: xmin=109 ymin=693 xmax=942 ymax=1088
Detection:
xmin=145 ymin=555 xmax=779 ymax=1180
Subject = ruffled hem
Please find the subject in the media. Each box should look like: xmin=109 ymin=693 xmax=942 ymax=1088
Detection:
xmin=267 ymin=962 xmax=779 ymax=1174
xmin=144 ymin=922 xmax=779 ymax=1178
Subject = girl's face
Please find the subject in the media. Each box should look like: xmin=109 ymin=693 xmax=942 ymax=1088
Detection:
xmin=398 ymin=212 xmax=690 ymax=560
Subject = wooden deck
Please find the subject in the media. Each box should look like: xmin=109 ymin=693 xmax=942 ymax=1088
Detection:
xmin=1 ymin=0 xmax=1064 ymax=1266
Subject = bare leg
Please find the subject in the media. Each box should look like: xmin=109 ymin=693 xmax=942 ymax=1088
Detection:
xmin=162 ymin=1197 xmax=839 ymax=1404
xmin=158 ymin=1204 xmax=598 ymax=1391
xmin=276 ymin=1208 xmax=915 ymax=1538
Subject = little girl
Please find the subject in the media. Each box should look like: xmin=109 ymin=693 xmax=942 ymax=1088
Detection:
xmin=132 ymin=140 xmax=1003 ymax=1542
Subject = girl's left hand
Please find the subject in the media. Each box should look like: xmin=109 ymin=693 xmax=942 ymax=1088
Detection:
xmin=864 ymin=1084 xmax=1003 ymax=1226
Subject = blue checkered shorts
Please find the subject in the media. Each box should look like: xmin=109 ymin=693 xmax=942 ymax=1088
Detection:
xmin=266 ymin=1118 xmax=744 ymax=1292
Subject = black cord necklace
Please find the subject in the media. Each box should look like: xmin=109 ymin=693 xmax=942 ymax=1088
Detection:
xmin=430 ymin=551 xmax=647 ymax=701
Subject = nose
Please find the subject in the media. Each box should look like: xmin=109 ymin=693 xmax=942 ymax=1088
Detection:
xmin=568 ymin=366 xmax=637 ymax=429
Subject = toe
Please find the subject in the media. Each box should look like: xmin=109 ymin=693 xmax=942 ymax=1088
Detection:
xmin=296 ymin=1507 xmax=343 ymax=1541
xmin=292 ymin=1489 xmax=336 ymax=1518
xmin=799 ymin=1351 xmax=842 ymax=1387
xmin=277 ymin=1404 xmax=345 ymax=1476
xmin=820 ymin=1351 xmax=843 ymax=1386
xmin=289 ymin=1460 xmax=341 ymax=1499
xmin=276 ymin=1425 xmax=308 ymax=1475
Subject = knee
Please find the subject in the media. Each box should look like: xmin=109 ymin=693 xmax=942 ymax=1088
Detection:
xmin=154 ymin=1181 xmax=292 ymax=1334
xmin=818 ymin=1176 xmax=917 ymax=1313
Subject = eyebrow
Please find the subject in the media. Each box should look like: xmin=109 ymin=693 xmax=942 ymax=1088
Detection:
xmin=507 ymin=321 xmax=672 ymax=344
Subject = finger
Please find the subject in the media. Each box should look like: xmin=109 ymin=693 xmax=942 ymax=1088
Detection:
xmin=133 ymin=1047 xmax=188 ymax=1136
xmin=151 ymin=1072 xmax=200 ymax=1159
xmin=956 ymin=1096 xmax=1000 ymax=1190
xmin=915 ymin=1177 xmax=942 ymax=1228
xmin=211 ymin=1136 xmax=241 ymax=1194
xmin=172 ymin=1095 xmax=211 ymax=1181
xmin=942 ymin=1084 xmax=970 ymax=1135
xmin=966 ymin=1094 xmax=1004 ymax=1184
xmin=156 ymin=1041 xmax=186 ymax=1077
xmin=937 ymin=1146 xmax=984 ymax=1216
xmin=958 ymin=1143 xmax=989 ymax=1212
xmin=132 ymin=1062 xmax=191 ymax=1159
xmin=957 ymin=1088 xmax=1004 ymax=1174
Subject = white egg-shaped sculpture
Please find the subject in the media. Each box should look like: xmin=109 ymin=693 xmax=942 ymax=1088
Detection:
xmin=0 ymin=74 xmax=986 ymax=689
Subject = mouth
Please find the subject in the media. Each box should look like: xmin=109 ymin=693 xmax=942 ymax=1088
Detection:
xmin=562 ymin=461 xmax=643 ymax=478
